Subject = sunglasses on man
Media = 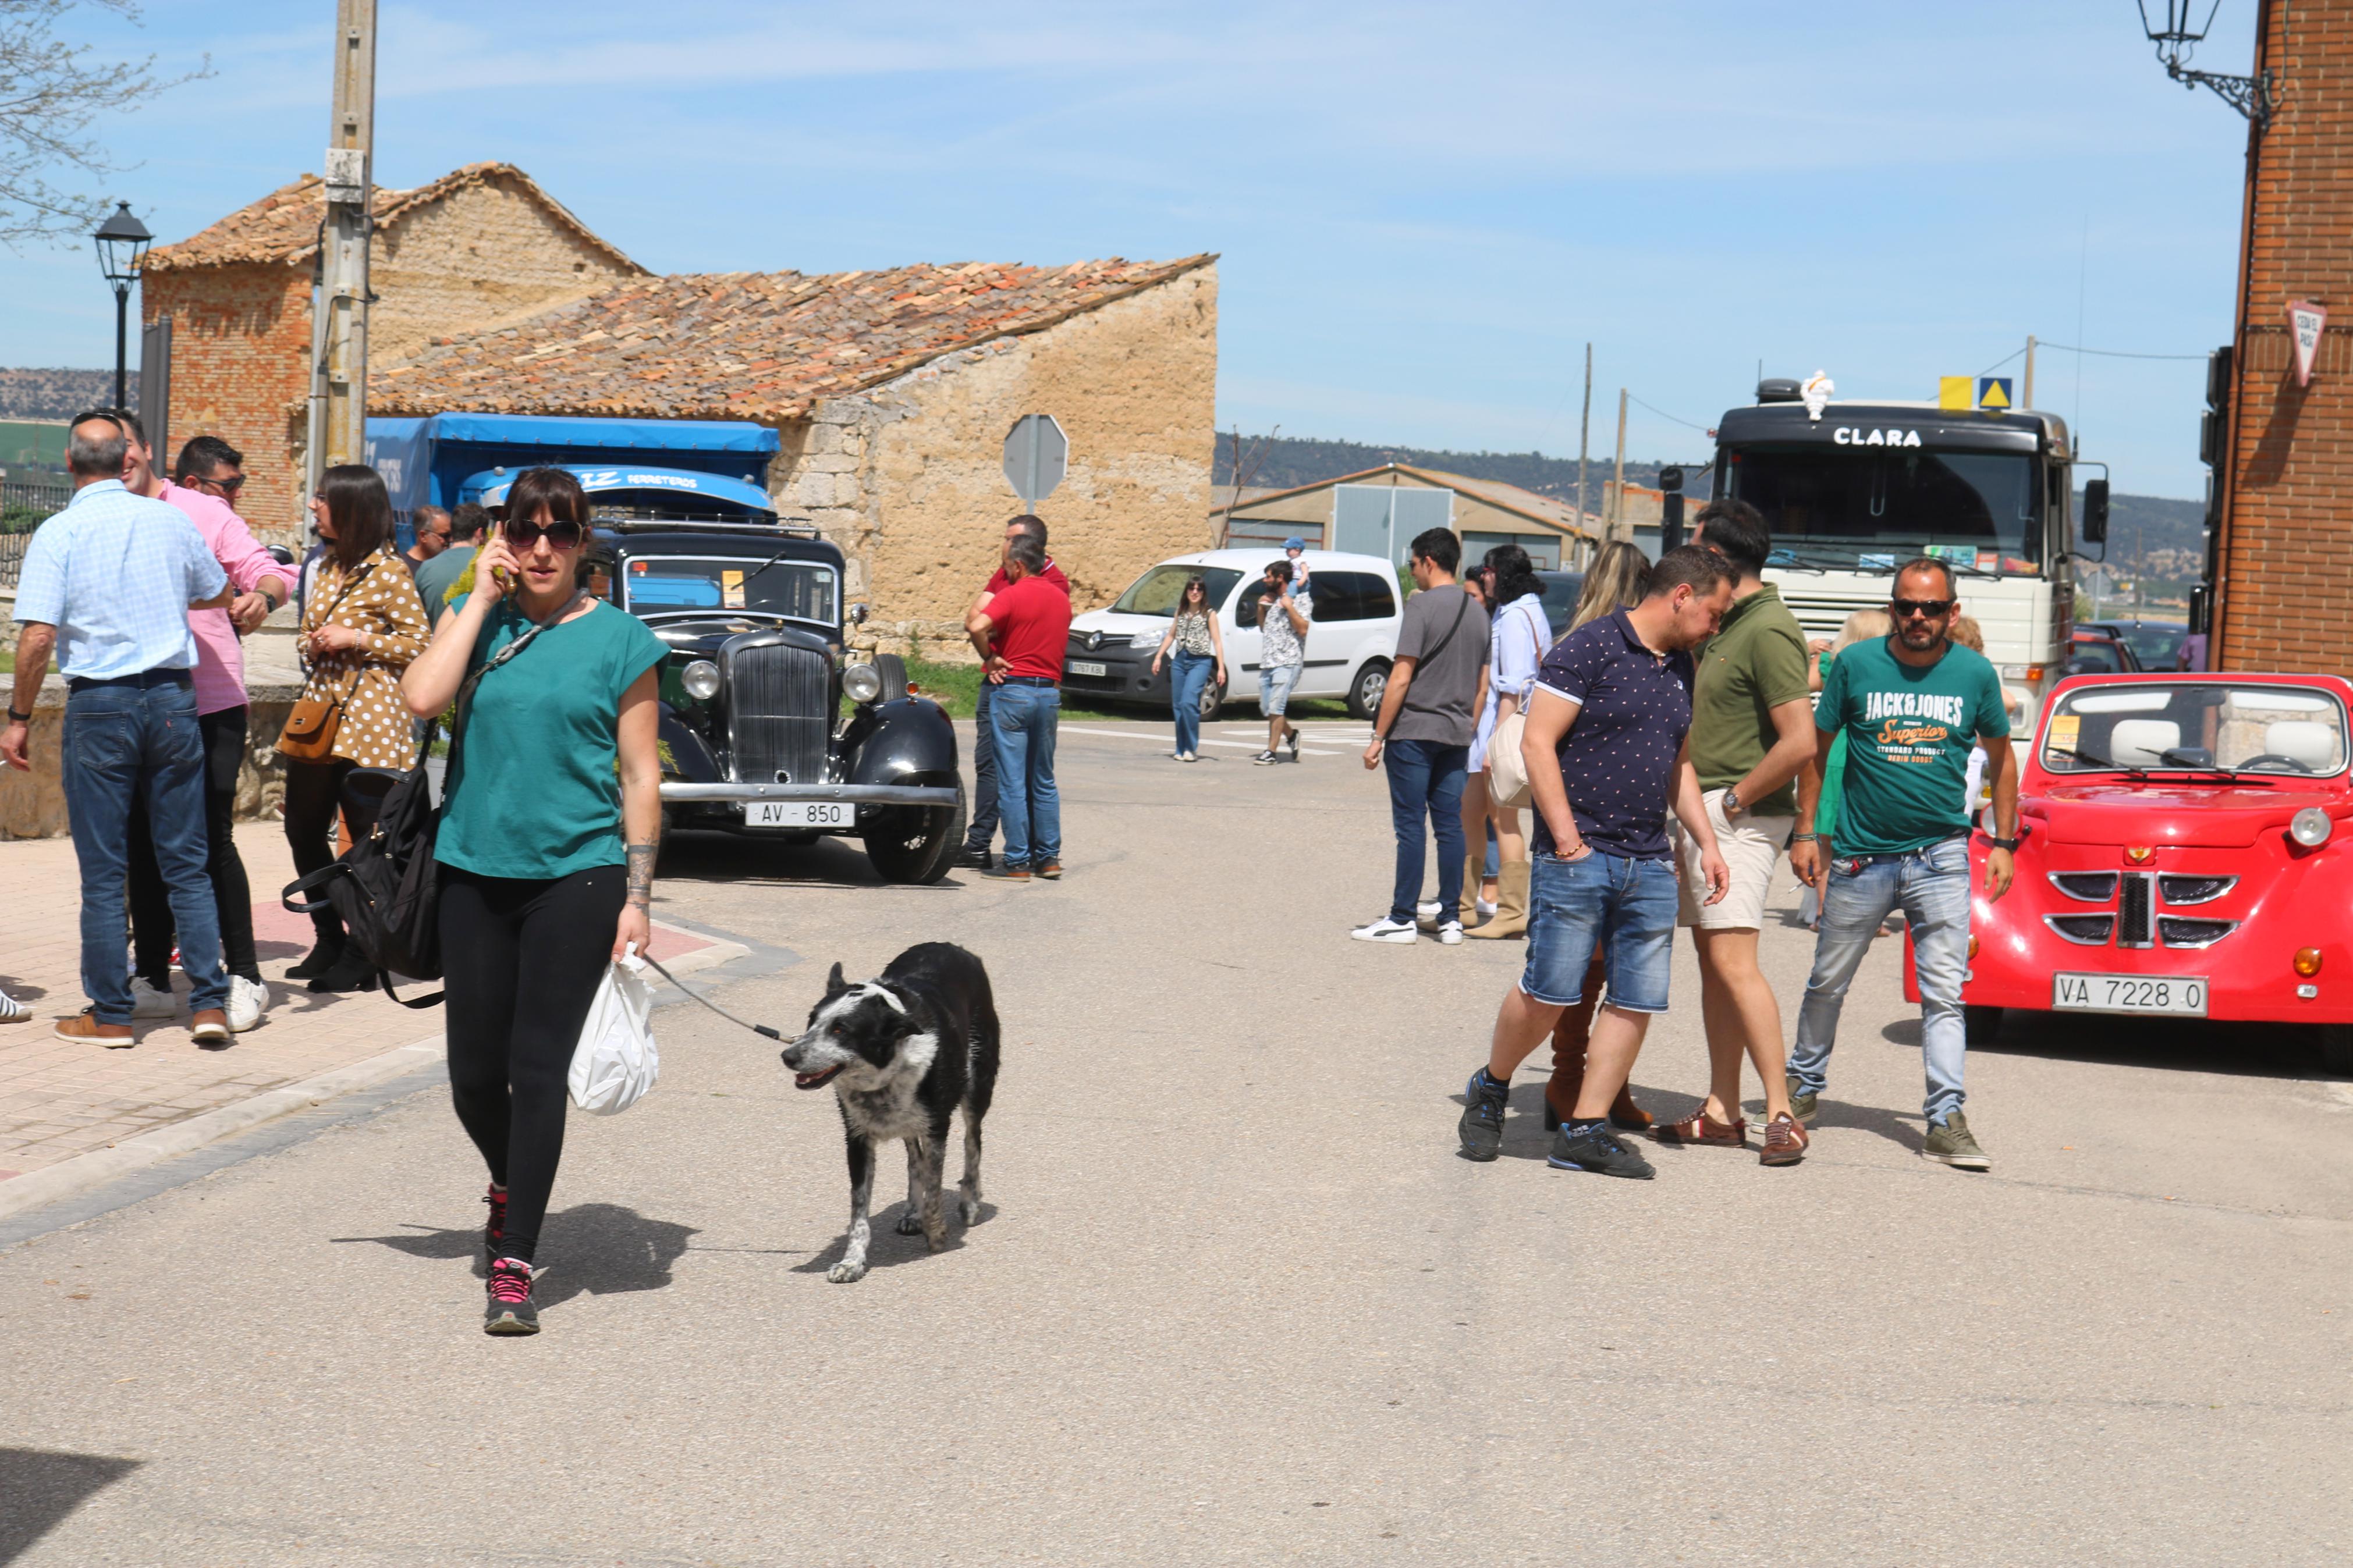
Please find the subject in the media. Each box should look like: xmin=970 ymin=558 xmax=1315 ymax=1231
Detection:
xmin=502 ymin=516 xmax=585 ymax=550
xmin=1890 ymin=598 xmax=1954 ymax=620
xmin=189 ymin=472 xmax=246 ymax=496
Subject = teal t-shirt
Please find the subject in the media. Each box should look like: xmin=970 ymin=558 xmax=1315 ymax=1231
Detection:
xmin=435 ymin=597 xmax=669 ymax=880
xmin=1813 ymin=637 xmax=2008 ymax=856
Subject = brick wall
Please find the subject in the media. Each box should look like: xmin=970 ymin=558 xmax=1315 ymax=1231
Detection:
xmin=2216 ymin=0 xmax=2353 ymax=673
xmin=140 ymin=264 xmax=313 ymax=540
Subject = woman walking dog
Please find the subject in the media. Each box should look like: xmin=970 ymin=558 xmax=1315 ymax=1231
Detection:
xmin=1148 ymin=574 xmax=1227 ymax=761
xmin=401 ymin=467 xmax=668 ymax=1335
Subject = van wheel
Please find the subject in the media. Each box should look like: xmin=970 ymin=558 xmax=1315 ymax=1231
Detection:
xmin=1197 ymin=680 xmax=1225 ymax=724
xmin=1964 ymin=1005 xmax=2004 ymax=1046
xmin=2322 ymin=1024 xmax=2353 ymax=1076
xmin=1347 ymin=659 xmax=1390 ymax=721
xmin=874 ymin=653 xmax=910 ymax=703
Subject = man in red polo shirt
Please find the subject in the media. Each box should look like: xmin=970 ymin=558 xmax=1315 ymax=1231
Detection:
xmin=958 ymin=514 xmax=1069 ymax=868
xmin=964 ymin=531 xmax=1072 ymax=881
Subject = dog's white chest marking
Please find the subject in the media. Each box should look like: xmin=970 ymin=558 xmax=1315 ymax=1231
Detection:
xmin=837 ymin=1030 xmax=939 ymax=1140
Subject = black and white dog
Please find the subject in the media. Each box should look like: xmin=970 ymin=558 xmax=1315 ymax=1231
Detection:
xmin=781 ymin=942 xmax=1001 ymax=1283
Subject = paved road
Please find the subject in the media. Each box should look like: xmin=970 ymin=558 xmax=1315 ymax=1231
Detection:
xmin=5 ymin=718 xmax=2350 ymax=1565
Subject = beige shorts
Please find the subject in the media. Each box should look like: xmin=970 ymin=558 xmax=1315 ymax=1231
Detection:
xmin=1673 ymin=788 xmax=1794 ymax=930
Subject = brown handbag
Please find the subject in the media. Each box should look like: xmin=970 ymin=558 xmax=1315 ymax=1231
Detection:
xmin=277 ymin=561 xmax=375 ymax=763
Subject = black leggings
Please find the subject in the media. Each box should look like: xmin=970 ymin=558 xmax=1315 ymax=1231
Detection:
xmin=282 ymin=758 xmax=357 ymax=947
xmin=440 ymin=864 xmax=626 ymax=1265
xmin=128 ymin=706 xmax=259 ymax=984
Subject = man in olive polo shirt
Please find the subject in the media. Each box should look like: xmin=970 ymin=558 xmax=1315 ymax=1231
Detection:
xmin=1658 ymin=499 xmax=1821 ymax=1166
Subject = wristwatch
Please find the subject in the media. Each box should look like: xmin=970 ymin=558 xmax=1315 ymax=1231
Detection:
xmin=1722 ymin=785 xmax=1742 ymax=815
xmin=1988 ymin=835 xmax=2020 ymax=851
xmin=5 ymin=705 xmax=30 ymax=725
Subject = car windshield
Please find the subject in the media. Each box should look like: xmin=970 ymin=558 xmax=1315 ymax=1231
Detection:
xmin=620 ymin=554 xmax=837 ymax=624
xmin=1724 ymin=445 xmax=2039 ymax=572
xmin=1111 ymin=564 xmax=1244 ymax=617
xmin=1534 ymin=571 xmax=1585 ymax=632
xmin=2042 ymin=684 xmax=2349 ymax=776
xmin=2068 ymin=638 xmax=2130 ymax=675
xmin=2110 ymin=622 xmax=2188 ymax=668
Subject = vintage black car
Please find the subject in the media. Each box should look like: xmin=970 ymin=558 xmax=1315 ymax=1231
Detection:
xmin=594 ymin=517 xmax=964 ymax=883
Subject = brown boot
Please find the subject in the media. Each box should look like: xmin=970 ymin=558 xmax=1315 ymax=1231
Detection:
xmin=1542 ymin=957 xmax=1653 ymax=1131
xmin=1467 ymin=859 xmax=1528 ymax=938
xmin=1457 ymin=855 xmax=1484 ymax=927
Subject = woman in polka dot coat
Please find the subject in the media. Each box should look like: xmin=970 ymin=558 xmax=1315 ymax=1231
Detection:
xmin=277 ymin=463 xmax=430 ymax=993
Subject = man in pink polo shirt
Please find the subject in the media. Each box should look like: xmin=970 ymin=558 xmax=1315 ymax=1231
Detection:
xmin=111 ymin=414 xmax=290 ymax=1034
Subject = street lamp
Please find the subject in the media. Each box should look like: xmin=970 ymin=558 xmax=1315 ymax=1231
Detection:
xmin=93 ymin=201 xmax=152 ymax=412
xmin=2136 ymin=1 xmax=2278 ymax=131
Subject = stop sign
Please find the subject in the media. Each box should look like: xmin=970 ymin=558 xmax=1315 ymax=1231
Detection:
xmin=1002 ymin=414 xmax=1067 ymax=506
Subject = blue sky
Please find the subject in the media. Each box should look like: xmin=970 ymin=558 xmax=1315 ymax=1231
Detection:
xmin=3 ymin=1 xmax=2268 ymax=498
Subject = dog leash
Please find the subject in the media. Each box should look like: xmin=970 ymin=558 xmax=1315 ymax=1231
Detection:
xmin=638 ymin=951 xmax=784 ymax=1041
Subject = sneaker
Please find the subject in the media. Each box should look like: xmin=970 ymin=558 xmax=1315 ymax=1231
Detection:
xmin=1759 ymin=1112 xmax=1809 ymax=1167
xmin=1180 ymin=752 xmax=1198 ymax=763
xmin=484 ymin=1183 xmax=508 ymax=1257
xmin=484 ymin=1257 xmax=540 ymax=1335
xmin=1350 ymin=915 xmax=1417 ymax=944
xmin=56 ymin=1009 xmax=134 ymax=1048
xmin=1786 ymin=1075 xmax=1818 ymax=1123
xmin=129 ymin=976 xmax=176 ymax=1019
xmin=1475 ymin=898 xmax=1498 ymax=918
xmin=1435 ymin=919 xmax=1464 ymax=945
xmin=0 ymin=987 xmax=27 ymax=1025
xmin=1035 ymin=859 xmax=1063 ymax=880
xmin=1415 ymin=898 xmax=1444 ymax=919
xmin=1457 ymin=1069 xmax=1510 ymax=1161
xmin=1922 ymin=1112 xmax=1991 ymax=1170
xmin=189 ymin=1008 xmax=232 ymax=1048
xmin=1547 ymin=1122 xmax=1656 ymax=1179
xmin=952 ymin=845 xmax=993 ymax=870
xmin=287 ymin=937 xmax=343 ymax=981
xmin=1285 ymin=730 xmax=1300 ymax=762
xmin=1654 ymin=1110 xmax=1747 ymax=1148
xmin=226 ymin=976 xmax=270 ymax=1033
xmin=1254 ymin=750 xmax=1278 ymax=765
xmin=981 ymin=862 xmax=1031 ymax=882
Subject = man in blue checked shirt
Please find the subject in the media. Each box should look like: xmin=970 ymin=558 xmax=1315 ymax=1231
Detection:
xmin=3 ymin=413 xmax=240 ymax=1047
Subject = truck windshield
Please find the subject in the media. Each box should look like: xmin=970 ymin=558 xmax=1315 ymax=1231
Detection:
xmin=620 ymin=555 xmax=837 ymax=624
xmin=1726 ymin=446 xmax=2040 ymax=572
xmin=1110 ymin=564 xmax=1244 ymax=617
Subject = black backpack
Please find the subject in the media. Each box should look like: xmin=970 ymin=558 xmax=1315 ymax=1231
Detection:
xmin=283 ymin=602 xmax=574 ymax=1008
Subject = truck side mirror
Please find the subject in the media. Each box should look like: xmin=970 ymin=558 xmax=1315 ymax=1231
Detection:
xmin=2081 ymin=479 xmax=2109 ymax=546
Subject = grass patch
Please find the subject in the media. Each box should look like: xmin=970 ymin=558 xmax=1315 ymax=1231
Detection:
xmin=0 ymin=650 xmax=54 ymax=679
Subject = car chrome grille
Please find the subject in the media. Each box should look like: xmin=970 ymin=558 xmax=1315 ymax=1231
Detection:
xmin=2117 ymin=872 xmax=2156 ymax=948
xmin=2159 ymin=916 xmax=2238 ymax=948
xmin=2158 ymin=874 xmax=2237 ymax=906
xmin=726 ymin=642 xmax=830 ymax=788
xmin=2049 ymin=872 xmax=2120 ymax=902
xmin=2045 ymin=914 xmax=2117 ymax=945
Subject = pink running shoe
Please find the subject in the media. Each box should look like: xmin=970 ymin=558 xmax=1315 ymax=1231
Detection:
xmin=484 ymin=1257 xmax=538 ymax=1335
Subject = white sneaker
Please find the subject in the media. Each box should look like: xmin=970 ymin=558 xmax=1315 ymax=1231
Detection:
xmin=1475 ymin=898 xmax=1498 ymax=918
xmin=1415 ymin=898 xmax=1444 ymax=919
xmin=1350 ymin=915 xmax=1418 ymax=944
xmin=0 ymin=987 xmax=27 ymax=1025
xmin=226 ymin=975 xmax=271 ymax=1033
xmin=1436 ymin=919 xmax=1465 ymax=945
xmin=129 ymin=977 xmax=177 ymax=1019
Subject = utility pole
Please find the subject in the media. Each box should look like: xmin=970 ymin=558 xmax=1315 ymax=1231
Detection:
xmin=1609 ymin=387 xmax=1628 ymax=543
xmin=2023 ymin=334 xmax=2037 ymax=411
xmin=1574 ymin=343 xmax=1592 ymax=551
xmin=318 ymin=0 xmax=377 ymax=480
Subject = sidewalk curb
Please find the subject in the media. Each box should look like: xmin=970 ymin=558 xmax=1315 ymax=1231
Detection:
xmin=0 ymin=927 xmax=750 ymax=1228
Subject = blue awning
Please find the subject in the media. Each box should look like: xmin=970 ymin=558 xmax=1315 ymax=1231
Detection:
xmin=457 ymin=463 xmax=775 ymax=513
xmin=414 ymin=414 xmax=778 ymax=455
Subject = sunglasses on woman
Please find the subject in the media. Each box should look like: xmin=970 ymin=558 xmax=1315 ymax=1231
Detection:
xmin=503 ymin=517 xmax=585 ymax=550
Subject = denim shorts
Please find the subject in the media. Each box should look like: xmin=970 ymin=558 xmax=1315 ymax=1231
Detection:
xmin=1259 ymin=662 xmax=1302 ymax=714
xmin=1520 ymin=849 xmax=1680 ymax=1013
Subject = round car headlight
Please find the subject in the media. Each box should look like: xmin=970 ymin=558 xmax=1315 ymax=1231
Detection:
xmin=2291 ymin=806 xmax=2333 ymax=848
xmin=680 ymin=660 xmax=721 ymax=701
xmin=842 ymin=663 xmax=885 ymax=705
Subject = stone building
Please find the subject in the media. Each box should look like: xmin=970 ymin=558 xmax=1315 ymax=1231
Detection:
xmin=2208 ymin=2 xmax=2353 ymax=671
xmin=371 ymin=256 xmax=1220 ymax=646
xmin=137 ymin=164 xmax=648 ymax=539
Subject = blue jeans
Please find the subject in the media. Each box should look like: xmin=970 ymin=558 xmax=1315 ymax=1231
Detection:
xmin=1521 ymin=850 xmax=1679 ymax=1011
xmin=61 ymin=677 xmax=229 ymax=1023
xmin=1382 ymin=738 xmax=1467 ymax=922
xmin=1790 ymin=836 xmax=1972 ymax=1126
xmin=1169 ymin=650 xmax=1212 ymax=756
xmin=964 ymin=677 xmax=999 ymax=853
xmin=990 ymin=682 xmax=1062 ymax=867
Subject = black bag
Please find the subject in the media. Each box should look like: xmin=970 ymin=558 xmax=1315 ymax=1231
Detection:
xmin=283 ymin=598 xmax=577 ymax=1008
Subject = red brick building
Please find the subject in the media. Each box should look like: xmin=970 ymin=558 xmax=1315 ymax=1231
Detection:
xmin=2213 ymin=1 xmax=2353 ymax=671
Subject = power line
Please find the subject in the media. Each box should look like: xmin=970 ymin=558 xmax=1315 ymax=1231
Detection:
xmin=1626 ymin=392 xmax=1711 ymax=433
xmin=1975 ymin=346 xmax=2025 ymax=378
xmin=2038 ymin=340 xmax=2207 ymax=362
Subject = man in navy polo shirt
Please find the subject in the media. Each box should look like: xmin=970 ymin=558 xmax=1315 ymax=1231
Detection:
xmin=1456 ymin=546 xmax=1736 ymax=1178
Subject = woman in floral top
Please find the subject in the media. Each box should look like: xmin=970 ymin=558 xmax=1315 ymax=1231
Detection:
xmin=1147 ymin=574 xmax=1228 ymax=761
xmin=278 ymin=464 xmax=429 ymax=993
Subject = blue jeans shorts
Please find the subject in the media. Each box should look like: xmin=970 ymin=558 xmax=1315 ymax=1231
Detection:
xmin=1520 ymin=849 xmax=1679 ymax=1014
xmin=1259 ymin=662 xmax=1301 ymax=714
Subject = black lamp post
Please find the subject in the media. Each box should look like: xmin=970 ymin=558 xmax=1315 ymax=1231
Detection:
xmin=2136 ymin=1 xmax=2278 ymax=130
xmin=93 ymin=201 xmax=153 ymax=412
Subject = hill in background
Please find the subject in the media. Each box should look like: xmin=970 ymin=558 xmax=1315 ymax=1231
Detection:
xmin=0 ymin=368 xmax=134 ymax=422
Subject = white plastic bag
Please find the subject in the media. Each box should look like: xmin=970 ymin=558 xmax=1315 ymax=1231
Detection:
xmin=567 ymin=946 xmax=658 ymax=1115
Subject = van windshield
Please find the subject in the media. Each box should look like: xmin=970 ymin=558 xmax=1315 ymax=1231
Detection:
xmin=1110 ymin=564 xmax=1243 ymax=617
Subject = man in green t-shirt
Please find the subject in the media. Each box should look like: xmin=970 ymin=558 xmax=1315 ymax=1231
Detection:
xmin=1788 ymin=559 xmax=2019 ymax=1170
xmin=1657 ymin=499 xmax=1822 ymax=1166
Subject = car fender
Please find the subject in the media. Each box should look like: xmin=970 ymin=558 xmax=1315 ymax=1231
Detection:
xmin=657 ymin=703 xmax=722 ymax=783
xmin=847 ymin=696 xmax=960 ymax=786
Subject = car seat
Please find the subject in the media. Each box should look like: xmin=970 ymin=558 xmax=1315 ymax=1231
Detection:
xmin=2109 ymin=719 xmax=2182 ymax=767
xmin=2263 ymin=720 xmax=2341 ymax=772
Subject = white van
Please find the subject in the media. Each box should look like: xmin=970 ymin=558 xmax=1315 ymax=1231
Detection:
xmin=1063 ymin=548 xmax=1404 ymax=720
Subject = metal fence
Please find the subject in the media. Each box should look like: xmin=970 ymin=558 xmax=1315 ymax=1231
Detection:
xmin=1 ymin=479 xmax=67 ymax=588
xmin=0 ymin=534 xmax=26 ymax=591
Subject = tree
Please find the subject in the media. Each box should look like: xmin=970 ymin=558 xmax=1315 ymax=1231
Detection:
xmin=0 ymin=1 xmax=207 ymax=248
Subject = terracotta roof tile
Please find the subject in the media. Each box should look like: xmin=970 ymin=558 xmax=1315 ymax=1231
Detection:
xmin=141 ymin=162 xmax=645 ymax=276
xmin=370 ymin=254 xmax=1216 ymax=422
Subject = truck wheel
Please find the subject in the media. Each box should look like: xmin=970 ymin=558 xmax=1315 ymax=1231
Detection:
xmin=1347 ymin=659 xmax=1390 ymax=721
xmin=863 ymin=780 xmax=964 ymax=885
xmin=1964 ymin=1004 xmax=2004 ymax=1046
xmin=874 ymin=653 xmax=910 ymax=703
xmin=2322 ymin=1024 xmax=2353 ymax=1076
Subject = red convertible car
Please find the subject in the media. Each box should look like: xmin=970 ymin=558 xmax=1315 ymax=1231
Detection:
xmin=1904 ymin=672 xmax=2353 ymax=1072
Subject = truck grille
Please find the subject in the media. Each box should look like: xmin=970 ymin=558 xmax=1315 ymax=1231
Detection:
xmin=727 ymin=643 xmax=831 ymax=786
